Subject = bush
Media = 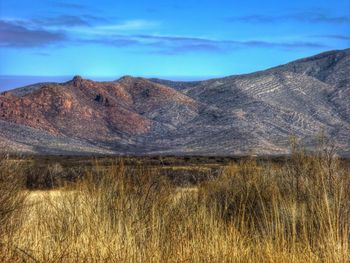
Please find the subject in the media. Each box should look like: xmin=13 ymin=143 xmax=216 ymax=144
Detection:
xmin=0 ymin=157 xmax=28 ymax=261
xmin=199 ymin=145 xmax=350 ymax=260
xmin=25 ymin=161 xmax=85 ymax=189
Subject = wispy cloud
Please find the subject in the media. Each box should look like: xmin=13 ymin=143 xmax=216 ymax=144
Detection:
xmin=0 ymin=20 xmax=66 ymax=47
xmin=92 ymin=20 xmax=159 ymax=31
xmin=32 ymin=15 xmax=91 ymax=27
xmin=80 ymin=37 xmax=140 ymax=47
xmin=147 ymin=37 xmax=327 ymax=54
xmin=0 ymin=18 xmax=158 ymax=48
xmin=227 ymin=12 xmax=350 ymax=24
xmin=313 ymin=34 xmax=350 ymax=41
xmin=0 ymin=18 xmax=329 ymax=53
xmin=53 ymin=2 xmax=88 ymax=10
xmin=62 ymin=20 xmax=159 ymax=42
xmin=81 ymin=34 xmax=328 ymax=54
xmin=6 ymin=15 xmax=109 ymax=29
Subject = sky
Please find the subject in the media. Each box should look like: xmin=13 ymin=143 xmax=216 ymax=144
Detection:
xmin=0 ymin=0 xmax=349 ymax=90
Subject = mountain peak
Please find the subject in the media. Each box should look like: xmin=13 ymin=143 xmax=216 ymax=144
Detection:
xmin=72 ymin=75 xmax=83 ymax=81
xmin=71 ymin=75 xmax=84 ymax=86
xmin=119 ymin=75 xmax=134 ymax=80
xmin=117 ymin=75 xmax=139 ymax=84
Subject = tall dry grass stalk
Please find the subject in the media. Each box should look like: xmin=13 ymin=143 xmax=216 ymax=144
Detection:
xmin=0 ymin=157 xmax=28 ymax=262
xmin=1 ymin=147 xmax=349 ymax=262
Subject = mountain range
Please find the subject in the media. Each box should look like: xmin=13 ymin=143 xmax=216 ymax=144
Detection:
xmin=0 ymin=48 xmax=349 ymax=156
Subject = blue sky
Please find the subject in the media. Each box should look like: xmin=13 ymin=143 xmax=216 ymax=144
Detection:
xmin=0 ymin=0 xmax=349 ymax=87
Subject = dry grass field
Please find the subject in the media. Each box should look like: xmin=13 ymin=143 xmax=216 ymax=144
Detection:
xmin=1 ymin=144 xmax=350 ymax=262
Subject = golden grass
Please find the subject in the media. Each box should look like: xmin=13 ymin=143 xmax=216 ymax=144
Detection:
xmin=1 ymin=147 xmax=350 ymax=262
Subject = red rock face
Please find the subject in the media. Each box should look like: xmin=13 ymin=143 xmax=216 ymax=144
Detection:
xmin=0 ymin=76 xmax=199 ymax=140
xmin=0 ymin=92 xmax=59 ymax=134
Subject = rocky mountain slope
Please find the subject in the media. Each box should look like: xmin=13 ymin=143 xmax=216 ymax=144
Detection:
xmin=1 ymin=48 xmax=349 ymax=155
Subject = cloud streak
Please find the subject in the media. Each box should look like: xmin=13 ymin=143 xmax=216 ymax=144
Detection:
xmin=53 ymin=2 xmax=88 ymax=10
xmin=91 ymin=20 xmax=159 ymax=31
xmin=228 ymin=12 xmax=350 ymax=24
xmin=8 ymin=15 xmax=109 ymax=29
xmin=314 ymin=34 xmax=350 ymax=41
xmin=32 ymin=15 xmax=91 ymax=27
xmin=0 ymin=20 xmax=66 ymax=47
xmin=82 ymin=34 xmax=328 ymax=54
xmin=0 ymin=19 xmax=330 ymax=53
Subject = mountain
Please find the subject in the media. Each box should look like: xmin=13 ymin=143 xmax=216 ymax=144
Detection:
xmin=1 ymin=48 xmax=349 ymax=156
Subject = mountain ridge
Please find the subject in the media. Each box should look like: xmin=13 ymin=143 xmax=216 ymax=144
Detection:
xmin=1 ymin=48 xmax=349 ymax=156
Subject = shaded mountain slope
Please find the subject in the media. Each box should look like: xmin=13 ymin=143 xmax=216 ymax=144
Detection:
xmin=0 ymin=48 xmax=349 ymax=156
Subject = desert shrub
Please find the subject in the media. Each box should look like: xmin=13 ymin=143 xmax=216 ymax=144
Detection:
xmin=0 ymin=157 xmax=28 ymax=262
xmin=198 ymin=143 xmax=350 ymax=260
xmin=79 ymin=162 xmax=173 ymax=230
xmin=20 ymin=161 xmax=174 ymax=261
xmin=199 ymin=159 xmax=280 ymax=227
xmin=25 ymin=161 xmax=85 ymax=189
xmin=0 ymin=158 xmax=27 ymax=233
xmin=162 ymin=167 xmax=216 ymax=186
